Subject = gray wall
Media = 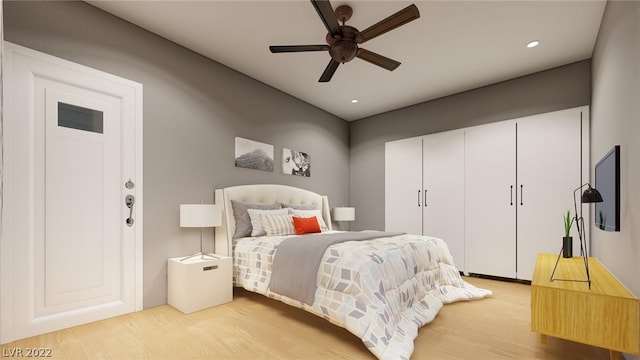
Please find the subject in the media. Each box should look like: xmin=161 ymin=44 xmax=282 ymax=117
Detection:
xmin=3 ymin=1 xmax=349 ymax=308
xmin=349 ymin=61 xmax=591 ymax=231
xmin=591 ymin=0 xmax=640 ymax=315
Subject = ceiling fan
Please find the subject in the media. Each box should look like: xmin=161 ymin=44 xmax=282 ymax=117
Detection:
xmin=269 ymin=1 xmax=420 ymax=82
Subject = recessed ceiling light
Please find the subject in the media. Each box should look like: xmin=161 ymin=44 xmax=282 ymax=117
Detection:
xmin=527 ymin=40 xmax=540 ymax=48
xmin=351 ymin=99 xmax=359 ymax=104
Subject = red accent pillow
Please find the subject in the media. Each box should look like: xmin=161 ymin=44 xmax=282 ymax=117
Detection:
xmin=293 ymin=216 xmax=321 ymax=235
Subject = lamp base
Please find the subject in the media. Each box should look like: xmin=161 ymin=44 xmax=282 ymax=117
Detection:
xmin=180 ymin=226 xmax=220 ymax=262
xmin=549 ymin=244 xmax=591 ymax=289
xmin=180 ymin=252 xmax=220 ymax=262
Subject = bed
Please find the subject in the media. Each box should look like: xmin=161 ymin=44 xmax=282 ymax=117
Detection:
xmin=214 ymin=184 xmax=491 ymax=360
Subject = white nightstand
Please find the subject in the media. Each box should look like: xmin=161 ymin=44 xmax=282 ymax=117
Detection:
xmin=167 ymin=255 xmax=232 ymax=314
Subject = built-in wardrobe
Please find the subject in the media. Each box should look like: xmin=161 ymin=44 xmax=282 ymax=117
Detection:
xmin=385 ymin=106 xmax=589 ymax=280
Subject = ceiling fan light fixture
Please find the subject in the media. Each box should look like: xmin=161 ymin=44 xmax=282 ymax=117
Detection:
xmin=527 ymin=40 xmax=540 ymax=48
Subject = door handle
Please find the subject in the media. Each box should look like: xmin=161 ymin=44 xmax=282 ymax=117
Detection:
xmin=424 ymin=189 xmax=428 ymax=207
xmin=125 ymin=195 xmax=135 ymax=227
xmin=510 ymin=185 xmax=513 ymax=206
xmin=417 ymin=190 xmax=421 ymax=207
xmin=520 ymin=185 xmax=524 ymax=206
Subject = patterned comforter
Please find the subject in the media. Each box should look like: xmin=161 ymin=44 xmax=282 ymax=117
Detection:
xmin=233 ymin=231 xmax=491 ymax=360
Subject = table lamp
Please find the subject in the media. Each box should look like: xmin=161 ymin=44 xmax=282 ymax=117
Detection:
xmin=180 ymin=203 xmax=222 ymax=261
xmin=550 ymin=183 xmax=603 ymax=288
xmin=333 ymin=207 xmax=355 ymax=230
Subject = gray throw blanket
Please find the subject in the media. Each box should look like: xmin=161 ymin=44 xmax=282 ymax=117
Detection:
xmin=269 ymin=231 xmax=405 ymax=305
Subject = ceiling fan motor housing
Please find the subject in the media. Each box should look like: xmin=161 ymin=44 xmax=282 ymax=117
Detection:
xmin=327 ymin=25 xmax=359 ymax=63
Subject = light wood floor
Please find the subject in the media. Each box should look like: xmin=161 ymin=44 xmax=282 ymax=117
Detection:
xmin=3 ymin=277 xmax=610 ymax=359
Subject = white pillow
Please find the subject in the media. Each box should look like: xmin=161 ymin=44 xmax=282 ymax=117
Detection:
xmin=261 ymin=214 xmax=296 ymax=236
xmin=247 ymin=208 xmax=289 ymax=236
xmin=287 ymin=208 xmax=328 ymax=231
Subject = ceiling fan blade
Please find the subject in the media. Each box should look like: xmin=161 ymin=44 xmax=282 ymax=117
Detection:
xmin=356 ymin=48 xmax=401 ymax=71
xmin=319 ymin=59 xmax=340 ymax=82
xmin=356 ymin=4 xmax=420 ymax=44
xmin=311 ymin=0 xmax=341 ymax=35
xmin=270 ymin=45 xmax=330 ymax=53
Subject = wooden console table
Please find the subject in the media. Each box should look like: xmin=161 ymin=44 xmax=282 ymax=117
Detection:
xmin=531 ymin=253 xmax=639 ymax=359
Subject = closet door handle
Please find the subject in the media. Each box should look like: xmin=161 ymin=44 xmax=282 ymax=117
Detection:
xmin=417 ymin=190 xmax=421 ymax=207
xmin=424 ymin=189 xmax=428 ymax=207
xmin=520 ymin=185 xmax=524 ymax=206
xmin=510 ymin=185 xmax=514 ymax=206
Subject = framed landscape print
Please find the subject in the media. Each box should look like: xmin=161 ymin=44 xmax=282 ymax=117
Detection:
xmin=235 ymin=137 xmax=274 ymax=172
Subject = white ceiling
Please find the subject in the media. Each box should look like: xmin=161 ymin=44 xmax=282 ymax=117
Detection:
xmin=87 ymin=0 xmax=606 ymax=121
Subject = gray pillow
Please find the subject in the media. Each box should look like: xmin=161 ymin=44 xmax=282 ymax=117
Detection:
xmin=231 ymin=200 xmax=281 ymax=238
xmin=280 ymin=203 xmax=318 ymax=210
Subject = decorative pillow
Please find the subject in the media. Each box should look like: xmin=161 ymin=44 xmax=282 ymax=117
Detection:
xmin=287 ymin=208 xmax=328 ymax=231
xmin=248 ymin=208 xmax=289 ymax=237
xmin=280 ymin=203 xmax=318 ymax=210
xmin=231 ymin=200 xmax=281 ymax=239
xmin=293 ymin=216 xmax=321 ymax=235
xmin=261 ymin=214 xmax=296 ymax=236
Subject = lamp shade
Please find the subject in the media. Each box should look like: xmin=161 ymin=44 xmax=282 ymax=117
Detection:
xmin=582 ymin=186 xmax=603 ymax=203
xmin=333 ymin=207 xmax=355 ymax=221
xmin=180 ymin=204 xmax=222 ymax=228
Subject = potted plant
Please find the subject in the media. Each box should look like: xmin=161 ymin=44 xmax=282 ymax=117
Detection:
xmin=563 ymin=210 xmax=573 ymax=258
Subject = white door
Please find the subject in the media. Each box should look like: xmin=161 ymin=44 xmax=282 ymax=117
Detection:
xmin=1 ymin=42 xmax=143 ymax=343
xmin=516 ymin=106 xmax=589 ymax=280
xmin=385 ymin=137 xmax=423 ymax=234
xmin=465 ymin=120 xmax=517 ymax=278
xmin=423 ymin=129 xmax=465 ymax=271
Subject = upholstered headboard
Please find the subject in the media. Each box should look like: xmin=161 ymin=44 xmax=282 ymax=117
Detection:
xmin=213 ymin=184 xmax=332 ymax=256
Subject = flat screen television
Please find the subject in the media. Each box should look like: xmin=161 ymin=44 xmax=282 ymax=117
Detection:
xmin=594 ymin=145 xmax=620 ymax=231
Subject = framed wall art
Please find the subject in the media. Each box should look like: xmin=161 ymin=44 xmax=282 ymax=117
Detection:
xmin=235 ymin=137 xmax=274 ymax=172
xmin=282 ymin=148 xmax=310 ymax=177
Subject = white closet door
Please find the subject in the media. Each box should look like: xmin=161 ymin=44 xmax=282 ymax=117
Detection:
xmin=385 ymin=137 xmax=423 ymax=234
xmin=516 ymin=106 xmax=589 ymax=280
xmin=465 ymin=120 xmax=517 ymax=278
xmin=423 ymin=130 xmax=465 ymax=270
